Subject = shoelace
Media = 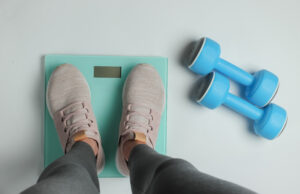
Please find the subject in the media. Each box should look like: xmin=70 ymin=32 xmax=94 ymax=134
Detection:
xmin=124 ymin=103 xmax=153 ymax=133
xmin=61 ymin=102 xmax=94 ymax=142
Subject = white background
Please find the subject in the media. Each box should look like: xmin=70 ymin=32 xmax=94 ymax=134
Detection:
xmin=0 ymin=0 xmax=299 ymax=193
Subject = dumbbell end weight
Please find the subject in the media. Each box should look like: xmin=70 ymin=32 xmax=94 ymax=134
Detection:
xmin=195 ymin=72 xmax=229 ymax=109
xmin=245 ymin=70 xmax=279 ymax=107
xmin=188 ymin=37 xmax=221 ymax=75
xmin=254 ymin=104 xmax=287 ymax=140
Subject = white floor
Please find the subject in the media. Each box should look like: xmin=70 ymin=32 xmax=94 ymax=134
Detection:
xmin=1 ymin=0 xmax=300 ymax=193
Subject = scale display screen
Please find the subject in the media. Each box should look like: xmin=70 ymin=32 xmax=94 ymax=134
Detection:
xmin=94 ymin=66 xmax=121 ymax=78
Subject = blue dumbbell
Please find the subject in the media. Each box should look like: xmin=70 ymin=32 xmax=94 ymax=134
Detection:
xmin=195 ymin=71 xmax=287 ymax=140
xmin=187 ymin=37 xmax=279 ymax=107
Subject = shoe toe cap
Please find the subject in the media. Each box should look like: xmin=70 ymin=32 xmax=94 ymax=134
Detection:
xmin=124 ymin=64 xmax=165 ymax=111
xmin=47 ymin=64 xmax=91 ymax=115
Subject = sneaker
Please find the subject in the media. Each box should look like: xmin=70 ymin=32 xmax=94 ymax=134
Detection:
xmin=116 ymin=64 xmax=165 ymax=176
xmin=46 ymin=64 xmax=105 ymax=173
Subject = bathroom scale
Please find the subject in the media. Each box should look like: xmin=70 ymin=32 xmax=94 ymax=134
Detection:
xmin=44 ymin=55 xmax=168 ymax=178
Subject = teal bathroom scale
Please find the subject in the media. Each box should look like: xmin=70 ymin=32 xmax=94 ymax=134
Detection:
xmin=44 ymin=55 xmax=168 ymax=177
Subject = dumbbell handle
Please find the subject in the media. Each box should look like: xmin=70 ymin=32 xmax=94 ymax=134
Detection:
xmin=224 ymin=93 xmax=263 ymax=120
xmin=217 ymin=58 xmax=253 ymax=86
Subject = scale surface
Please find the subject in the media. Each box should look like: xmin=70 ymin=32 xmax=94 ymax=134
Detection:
xmin=44 ymin=55 xmax=168 ymax=177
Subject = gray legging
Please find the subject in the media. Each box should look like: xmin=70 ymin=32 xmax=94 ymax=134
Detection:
xmin=21 ymin=142 xmax=256 ymax=194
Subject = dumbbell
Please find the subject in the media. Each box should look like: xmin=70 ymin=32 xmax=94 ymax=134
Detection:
xmin=195 ymin=71 xmax=287 ymax=140
xmin=187 ymin=37 xmax=279 ymax=107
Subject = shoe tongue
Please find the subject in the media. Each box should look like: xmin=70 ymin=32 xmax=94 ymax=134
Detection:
xmin=129 ymin=105 xmax=150 ymax=126
xmin=131 ymin=105 xmax=150 ymax=113
xmin=63 ymin=103 xmax=89 ymax=129
xmin=130 ymin=115 xmax=148 ymax=126
xmin=64 ymin=103 xmax=84 ymax=114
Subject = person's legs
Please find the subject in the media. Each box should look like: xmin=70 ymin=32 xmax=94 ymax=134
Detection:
xmin=128 ymin=143 xmax=256 ymax=194
xmin=21 ymin=141 xmax=99 ymax=194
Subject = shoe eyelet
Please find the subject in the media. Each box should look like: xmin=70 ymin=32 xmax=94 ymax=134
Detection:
xmin=88 ymin=124 xmax=91 ymax=127
xmin=91 ymin=120 xmax=93 ymax=123
xmin=64 ymin=128 xmax=67 ymax=133
xmin=61 ymin=118 xmax=64 ymax=122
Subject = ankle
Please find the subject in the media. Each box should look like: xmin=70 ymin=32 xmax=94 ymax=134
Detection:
xmin=80 ymin=138 xmax=98 ymax=156
xmin=123 ymin=140 xmax=146 ymax=161
xmin=72 ymin=131 xmax=98 ymax=156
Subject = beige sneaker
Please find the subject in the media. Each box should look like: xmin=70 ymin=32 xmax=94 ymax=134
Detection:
xmin=46 ymin=64 xmax=105 ymax=173
xmin=116 ymin=64 xmax=165 ymax=176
